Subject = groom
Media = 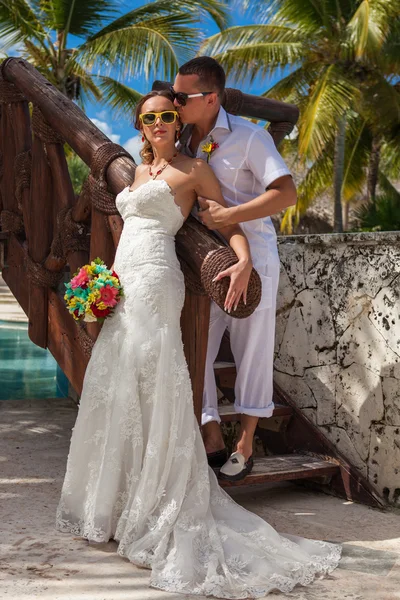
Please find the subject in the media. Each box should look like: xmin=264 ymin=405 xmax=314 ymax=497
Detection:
xmin=172 ymin=57 xmax=296 ymax=481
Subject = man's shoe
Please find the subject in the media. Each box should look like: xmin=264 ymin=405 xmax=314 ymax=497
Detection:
xmin=217 ymin=451 xmax=254 ymax=481
xmin=207 ymin=447 xmax=229 ymax=469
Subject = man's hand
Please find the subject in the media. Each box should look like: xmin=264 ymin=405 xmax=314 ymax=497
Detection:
xmin=198 ymin=197 xmax=231 ymax=229
xmin=213 ymin=260 xmax=252 ymax=312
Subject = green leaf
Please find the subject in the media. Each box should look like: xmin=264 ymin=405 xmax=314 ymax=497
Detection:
xmin=38 ymin=0 xmax=117 ymax=37
xmin=97 ymin=76 xmax=142 ymax=118
xmin=298 ymin=64 xmax=359 ymax=159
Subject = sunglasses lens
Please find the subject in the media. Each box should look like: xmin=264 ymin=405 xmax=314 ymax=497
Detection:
xmin=161 ymin=111 xmax=176 ymax=124
xmin=142 ymin=113 xmax=156 ymax=125
xmin=173 ymin=92 xmax=186 ymax=106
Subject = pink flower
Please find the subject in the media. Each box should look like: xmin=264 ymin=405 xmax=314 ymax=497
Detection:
xmin=71 ymin=267 xmax=89 ymax=289
xmin=99 ymin=285 xmax=119 ymax=307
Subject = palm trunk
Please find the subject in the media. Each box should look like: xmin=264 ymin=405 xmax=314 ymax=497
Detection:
xmin=333 ymin=115 xmax=346 ymax=233
xmin=343 ymin=201 xmax=349 ymax=231
xmin=367 ymin=136 xmax=382 ymax=206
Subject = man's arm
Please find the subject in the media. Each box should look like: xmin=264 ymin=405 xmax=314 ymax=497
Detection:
xmin=198 ymin=175 xmax=296 ymax=229
xmin=198 ymin=126 xmax=297 ymax=230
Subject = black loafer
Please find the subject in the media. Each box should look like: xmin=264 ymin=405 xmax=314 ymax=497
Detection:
xmin=218 ymin=452 xmax=254 ymax=481
xmin=207 ymin=447 xmax=229 ymax=469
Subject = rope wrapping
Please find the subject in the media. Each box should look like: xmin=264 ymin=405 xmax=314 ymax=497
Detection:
xmin=201 ymin=247 xmax=262 ymax=318
xmin=178 ymin=255 xmax=207 ymax=296
xmin=14 ymin=150 xmax=31 ymax=210
xmin=25 ymin=252 xmax=64 ymax=288
xmin=0 ymin=209 xmax=24 ymax=234
xmin=49 ymin=207 xmax=90 ymax=263
xmin=76 ymin=324 xmax=94 ymax=357
xmin=31 ymin=106 xmax=64 ymax=144
xmin=0 ymin=73 xmax=25 ymax=103
xmin=224 ymin=88 xmax=244 ymax=115
xmin=88 ymin=143 xmax=132 ymax=215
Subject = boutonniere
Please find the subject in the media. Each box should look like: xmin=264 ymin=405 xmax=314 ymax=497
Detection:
xmin=201 ymin=135 xmax=219 ymax=163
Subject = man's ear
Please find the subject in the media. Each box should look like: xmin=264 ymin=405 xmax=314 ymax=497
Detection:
xmin=207 ymin=93 xmax=219 ymax=108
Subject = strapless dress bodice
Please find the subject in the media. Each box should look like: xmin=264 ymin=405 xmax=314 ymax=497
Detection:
xmin=116 ymin=179 xmax=184 ymax=236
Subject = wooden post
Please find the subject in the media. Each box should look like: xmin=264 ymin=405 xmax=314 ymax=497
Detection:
xmin=181 ymin=292 xmax=211 ymax=424
xmin=85 ymin=207 xmax=116 ymax=341
xmin=0 ymin=104 xmax=18 ymax=219
xmin=28 ymin=135 xmax=54 ymax=348
xmin=11 ymin=100 xmax=31 ymax=238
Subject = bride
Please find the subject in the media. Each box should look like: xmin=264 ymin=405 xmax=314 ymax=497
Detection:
xmin=56 ymin=90 xmax=341 ymax=598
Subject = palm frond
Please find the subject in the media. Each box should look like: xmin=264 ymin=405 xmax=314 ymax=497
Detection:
xmin=298 ymin=64 xmax=360 ymax=159
xmin=97 ymin=76 xmax=142 ymax=118
xmin=262 ymin=63 xmax=322 ymax=104
xmin=38 ymin=0 xmax=117 ymax=37
xmin=341 ymin=117 xmax=371 ymax=202
xmin=200 ymin=25 xmax=305 ymax=83
xmin=345 ymin=0 xmax=397 ymax=61
xmin=76 ymin=12 xmax=200 ymax=81
xmin=23 ymin=38 xmax=54 ymax=70
xmin=268 ymin=0 xmax=330 ymax=33
xmin=0 ymin=0 xmax=47 ymax=48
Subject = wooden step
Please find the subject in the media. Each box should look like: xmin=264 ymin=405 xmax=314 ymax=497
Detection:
xmin=219 ymin=454 xmax=339 ymax=488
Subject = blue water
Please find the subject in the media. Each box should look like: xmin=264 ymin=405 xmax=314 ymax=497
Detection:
xmin=0 ymin=320 xmax=68 ymax=400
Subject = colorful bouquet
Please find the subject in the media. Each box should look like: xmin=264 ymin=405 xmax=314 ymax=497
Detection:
xmin=64 ymin=258 xmax=123 ymax=323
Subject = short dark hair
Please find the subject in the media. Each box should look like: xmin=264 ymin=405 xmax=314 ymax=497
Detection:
xmin=178 ymin=56 xmax=226 ymax=96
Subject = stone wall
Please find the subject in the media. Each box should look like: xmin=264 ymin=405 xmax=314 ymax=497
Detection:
xmin=275 ymin=232 xmax=400 ymax=505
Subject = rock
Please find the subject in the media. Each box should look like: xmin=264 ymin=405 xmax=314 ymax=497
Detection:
xmin=321 ymin=425 xmax=367 ymax=477
xmin=338 ymin=313 xmax=400 ymax=376
xmin=304 ymin=365 xmax=339 ymax=425
xmin=369 ymin=425 xmax=400 ymax=505
xmin=336 ymin=364 xmax=384 ymax=461
xmin=382 ymin=378 xmax=400 ymax=426
xmin=273 ymin=371 xmax=316 ymax=408
xmin=275 ymin=289 xmax=336 ymax=376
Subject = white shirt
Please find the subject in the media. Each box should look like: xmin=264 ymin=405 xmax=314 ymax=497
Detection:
xmin=182 ymin=107 xmax=291 ymax=272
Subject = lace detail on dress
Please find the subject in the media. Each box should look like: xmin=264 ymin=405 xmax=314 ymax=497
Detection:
xmin=56 ymin=180 xmax=341 ymax=598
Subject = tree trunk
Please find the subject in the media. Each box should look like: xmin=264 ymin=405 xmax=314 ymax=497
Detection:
xmin=367 ymin=136 xmax=382 ymax=206
xmin=333 ymin=115 xmax=346 ymax=233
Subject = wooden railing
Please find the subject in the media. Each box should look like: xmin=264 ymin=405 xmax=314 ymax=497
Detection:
xmin=0 ymin=57 xmax=298 ymax=421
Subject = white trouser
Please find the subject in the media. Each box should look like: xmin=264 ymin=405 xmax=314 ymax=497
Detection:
xmin=202 ymin=264 xmax=279 ymax=425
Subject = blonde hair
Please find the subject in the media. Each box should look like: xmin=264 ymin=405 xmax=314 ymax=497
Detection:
xmin=134 ymin=90 xmax=177 ymax=165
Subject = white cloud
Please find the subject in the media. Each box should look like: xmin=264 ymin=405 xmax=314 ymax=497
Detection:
xmin=90 ymin=118 xmax=121 ymax=144
xmin=123 ymin=135 xmax=142 ymax=166
xmin=96 ymin=109 xmax=108 ymax=121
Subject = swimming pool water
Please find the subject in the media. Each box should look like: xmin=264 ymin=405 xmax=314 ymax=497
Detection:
xmin=0 ymin=320 xmax=68 ymax=400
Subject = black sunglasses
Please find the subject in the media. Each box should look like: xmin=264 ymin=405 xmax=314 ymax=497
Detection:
xmin=170 ymin=86 xmax=213 ymax=106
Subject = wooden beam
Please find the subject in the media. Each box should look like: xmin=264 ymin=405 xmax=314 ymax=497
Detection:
xmin=11 ymin=101 xmax=31 ymax=239
xmin=180 ymin=291 xmax=210 ymax=424
xmin=1 ymin=234 xmax=29 ymax=315
xmin=47 ymin=289 xmax=88 ymax=395
xmin=27 ymin=136 xmax=53 ymax=348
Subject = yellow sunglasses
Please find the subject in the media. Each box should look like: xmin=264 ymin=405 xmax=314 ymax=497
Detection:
xmin=139 ymin=110 xmax=179 ymax=126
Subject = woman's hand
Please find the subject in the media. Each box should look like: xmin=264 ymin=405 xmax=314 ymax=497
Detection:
xmin=213 ymin=259 xmax=253 ymax=313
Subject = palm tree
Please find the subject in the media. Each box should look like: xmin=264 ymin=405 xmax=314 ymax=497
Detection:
xmin=0 ymin=0 xmax=228 ymax=113
xmin=200 ymin=0 xmax=400 ymax=232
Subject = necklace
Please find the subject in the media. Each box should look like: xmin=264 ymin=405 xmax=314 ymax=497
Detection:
xmin=149 ymin=152 xmax=178 ymax=179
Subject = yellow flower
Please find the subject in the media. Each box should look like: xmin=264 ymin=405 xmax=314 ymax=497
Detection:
xmin=201 ymin=142 xmax=213 ymax=153
xmin=88 ymin=290 xmax=100 ymax=303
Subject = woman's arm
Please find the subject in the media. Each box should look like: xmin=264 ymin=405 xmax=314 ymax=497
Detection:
xmin=192 ymin=160 xmax=253 ymax=313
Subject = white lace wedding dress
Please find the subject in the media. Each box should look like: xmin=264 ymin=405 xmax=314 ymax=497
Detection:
xmin=56 ymin=179 xmax=341 ymax=598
